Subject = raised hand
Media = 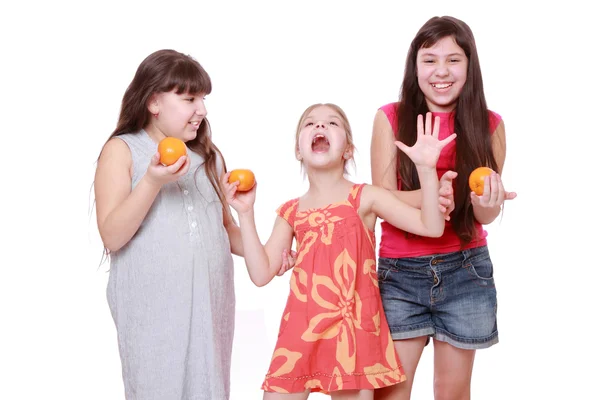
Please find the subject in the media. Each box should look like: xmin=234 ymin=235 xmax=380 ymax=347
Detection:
xmin=470 ymin=171 xmax=517 ymax=208
xmin=395 ymin=112 xmax=457 ymax=169
xmin=145 ymin=152 xmax=190 ymax=186
xmin=222 ymin=171 xmax=257 ymax=214
xmin=439 ymin=170 xmax=457 ymax=221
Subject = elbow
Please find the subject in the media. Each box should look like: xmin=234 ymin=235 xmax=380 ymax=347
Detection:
xmin=424 ymin=225 xmax=444 ymax=238
xmin=432 ymin=229 xmax=444 ymax=238
xmin=99 ymin=229 xmax=124 ymax=253
xmin=251 ymin=276 xmax=270 ymax=288
xmin=103 ymin=239 xmax=123 ymax=253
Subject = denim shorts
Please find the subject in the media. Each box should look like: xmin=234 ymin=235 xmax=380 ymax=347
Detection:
xmin=378 ymin=245 xmax=498 ymax=350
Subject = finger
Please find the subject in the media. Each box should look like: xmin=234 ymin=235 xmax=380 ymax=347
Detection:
xmin=439 ymin=133 xmax=457 ymax=148
xmin=432 ymin=116 xmax=441 ymax=138
xmin=167 ymin=155 xmax=187 ymax=174
xmin=277 ymin=265 xmax=286 ymax=276
xmin=417 ymin=114 xmax=424 ymax=136
xmin=150 ymin=152 xmax=161 ymax=166
xmin=179 ymin=155 xmax=191 ymax=175
xmin=425 ymin=112 xmax=432 ymax=135
xmin=222 ymin=171 xmax=231 ymax=185
xmin=480 ymin=175 xmax=492 ymax=204
xmin=394 ymin=141 xmax=410 ymax=154
xmin=439 ymin=204 xmax=447 ymax=213
xmin=281 ymin=250 xmax=289 ymax=267
xmin=470 ymin=191 xmax=480 ymax=205
xmin=440 ymin=170 xmax=458 ymax=181
xmin=505 ymin=191 xmax=517 ymax=200
xmin=493 ymin=173 xmax=505 ymax=205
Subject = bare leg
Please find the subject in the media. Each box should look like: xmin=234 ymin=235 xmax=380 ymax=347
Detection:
xmin=331 ymin=389 xmax=374 ymax=400
xmin=432 ymin=340 xmax=475 ymax=400
xmin=374 ymin=337 xmax=428 ymax=400
xmin=263 ymin=390 xmax=310 ymax=400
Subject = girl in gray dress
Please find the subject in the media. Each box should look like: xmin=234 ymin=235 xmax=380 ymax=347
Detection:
xmin=94 ymin=49 xmax=245 ymax=400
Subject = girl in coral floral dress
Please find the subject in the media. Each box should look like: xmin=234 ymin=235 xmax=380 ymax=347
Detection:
xmin=224 ymin=103 xmax=456 ymax=400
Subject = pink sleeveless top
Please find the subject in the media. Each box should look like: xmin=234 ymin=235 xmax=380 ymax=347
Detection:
xmin=378 ymin=102 xmax=502 ymax=258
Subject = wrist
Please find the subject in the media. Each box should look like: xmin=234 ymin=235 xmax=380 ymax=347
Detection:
xmin=141 ymin=174 xmax=163 ymax=190
xmin=237 ymin=208 xmax=255 ymax=220
xmin=415 ymin=165 xmax=437 ymax=173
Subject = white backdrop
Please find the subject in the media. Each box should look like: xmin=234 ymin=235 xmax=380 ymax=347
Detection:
xmin=1 ymin=0 xmax=598 ymax=399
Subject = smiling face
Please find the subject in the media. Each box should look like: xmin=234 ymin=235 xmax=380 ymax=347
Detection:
xmin=147 ymin=90 xmax=207 ymax=142
xmin=416 ymin=35 xmax=468 ymax=112
xmin=295 ymin=104 xmax=354 ymax=171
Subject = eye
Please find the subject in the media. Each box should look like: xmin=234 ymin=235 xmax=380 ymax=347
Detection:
xmin=186 ymin=97 xmax=195 ymax=102
xmin=329 ymin=121 xmax=338 ymax=126
xmin=450 ymin=59 xmax=461 ymax=63
xmin=305 ymin=122 xmax=314 ymax=127
xmin=423 ymin=60 xmax=435 ymax=64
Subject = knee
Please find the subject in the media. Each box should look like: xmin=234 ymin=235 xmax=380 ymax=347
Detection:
xmin=433 ymin=377 xmax=470 ymax=400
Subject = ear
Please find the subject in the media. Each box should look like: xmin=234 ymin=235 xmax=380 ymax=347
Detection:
xmin=343 ymin=147 xmax=353 ymax=160
xmin=296 ymin=147 xmax=303 ymax=161
xmin=147 ymin=94 xmax=160 ymax=115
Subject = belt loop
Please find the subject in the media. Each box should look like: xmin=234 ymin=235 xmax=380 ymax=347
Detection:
xmin=462 ymin=248 xmax=470 ymax=262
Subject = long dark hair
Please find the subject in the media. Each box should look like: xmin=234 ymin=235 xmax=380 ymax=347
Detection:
xmin=101 ymin=49 xmax=228 ymax=209
xmin=396 ymin=16 xmax=498 ymax=244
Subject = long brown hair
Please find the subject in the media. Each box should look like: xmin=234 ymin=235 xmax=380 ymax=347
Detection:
xmin=102 ymin=49 xmax=228 ymax=209
xmin=396 ymin=16 xmax=498 ymax=244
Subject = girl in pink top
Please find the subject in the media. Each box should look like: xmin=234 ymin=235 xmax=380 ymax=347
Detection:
xmin=370 ymin=16 xmax=517 ymax=400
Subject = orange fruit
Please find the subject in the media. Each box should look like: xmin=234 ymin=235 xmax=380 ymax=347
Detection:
xmin=229 ymin=169 xmax=255 ymax=192
xmin=469 ymin=167 xmax=494 ymax=196
xmin=158 ymin=137 xmax=187 ymax=166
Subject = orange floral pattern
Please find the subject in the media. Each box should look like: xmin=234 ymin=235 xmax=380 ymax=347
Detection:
xmin=262 ymin=184 xmax=406 ymax=394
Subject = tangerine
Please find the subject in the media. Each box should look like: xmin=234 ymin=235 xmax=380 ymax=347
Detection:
xmin=158 ymin=137 xmax=187 ymax=166
xmin=229 ymin=169 xmax=255 ymax=192
xmin=468 ymin=167 xmax=494 ymax=196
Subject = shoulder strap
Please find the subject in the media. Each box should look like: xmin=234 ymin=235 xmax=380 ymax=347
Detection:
xmin=346 ymin=183 xmax=366 ymax=209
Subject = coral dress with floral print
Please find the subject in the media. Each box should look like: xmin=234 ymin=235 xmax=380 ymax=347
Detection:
xmin=262 ymin=184 xmax=406 ymax=394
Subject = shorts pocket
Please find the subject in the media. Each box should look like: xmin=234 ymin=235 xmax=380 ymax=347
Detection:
xmin=464 ymin=256 xmax=495 ymax=287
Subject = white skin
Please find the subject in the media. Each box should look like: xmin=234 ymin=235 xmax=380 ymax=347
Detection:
xmin=97 ymin=89 xmax=258 ymax=260
xmin=223 ymin=105 xmax=455 ymax=400
xmin=372 ymin=36 xmax=516 ymax=400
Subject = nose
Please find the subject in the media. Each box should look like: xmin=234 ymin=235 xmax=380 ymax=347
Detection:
xmin=195 ymin=99 xmax=207 ymax=116
xmin=314 ymin=121 xmax=327 ymax=129
xmin=435 ymin=65 xmax=450 ymax=77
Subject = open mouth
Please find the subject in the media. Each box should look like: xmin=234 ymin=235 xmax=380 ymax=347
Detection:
xmin=311 ymin=134 xmax=330 ymax=152
xmin=431 ymin=83 xmax=453 ymax=89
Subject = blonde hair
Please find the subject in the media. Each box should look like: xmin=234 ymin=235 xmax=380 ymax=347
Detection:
xmin=294 ymin=103 xmax=356 ymax=174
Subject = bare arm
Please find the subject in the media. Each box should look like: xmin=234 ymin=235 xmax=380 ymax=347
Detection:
xmin=95 ymin=139 xmax=162 ymax=252
xmin=472 ymin=121 xmax=516 ymax=224
xmin=223 ymin=207 xmax=244 ymax=256
xmin=221 ymin=174 xmax=295 ymax=287
xmin=370 ymin=109 xmax=421 ymax=208
xmin=95 ymin=137 xmax=190 ymax=252
xmin=365 ymin=166 xmax=444 ymax=237
xmin=237 ymin=212 xmax=294 ymax=287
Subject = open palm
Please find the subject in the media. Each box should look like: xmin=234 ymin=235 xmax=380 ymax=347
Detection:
xmin=395 ymin=112 xmax=457 ymax=169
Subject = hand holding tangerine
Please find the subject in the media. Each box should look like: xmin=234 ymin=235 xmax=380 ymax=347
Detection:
xmin=228 ymin=169 xmax=255 ymax=192
xmin=158 ymin=137 xmax=187 ymax=166
xmin=468 ymin=167 xmax=494 ymax=196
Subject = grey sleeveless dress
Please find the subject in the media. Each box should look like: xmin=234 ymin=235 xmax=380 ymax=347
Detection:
xmin=107 ymin=131 xmax=235 ymax=400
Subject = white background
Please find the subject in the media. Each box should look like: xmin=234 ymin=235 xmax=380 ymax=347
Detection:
xmin=1 ymin=0 xmax=598 ymax=399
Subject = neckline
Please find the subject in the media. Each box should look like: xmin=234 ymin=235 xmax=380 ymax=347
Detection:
xmin=296 ymin=183 xmax=359 ymax=214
